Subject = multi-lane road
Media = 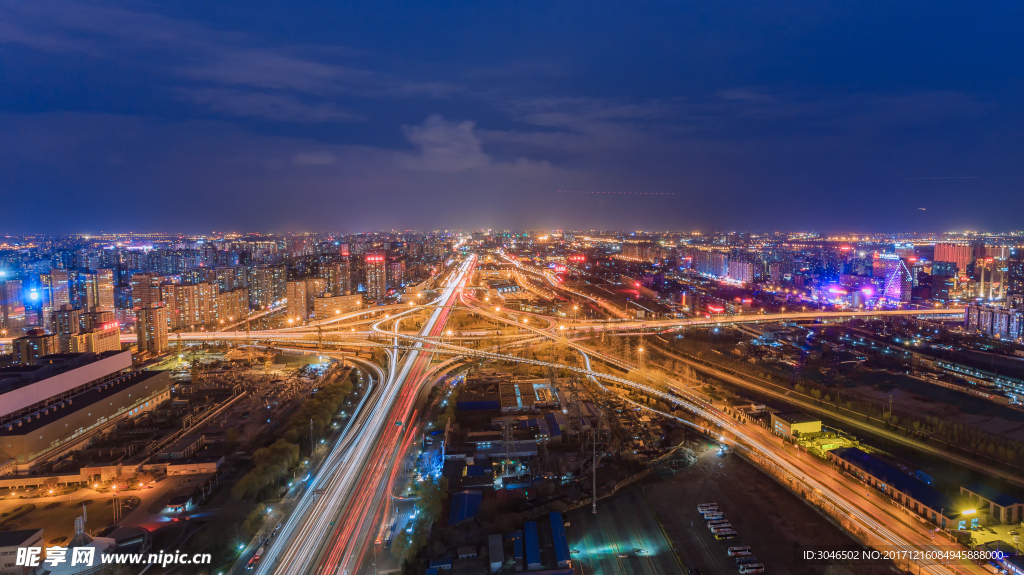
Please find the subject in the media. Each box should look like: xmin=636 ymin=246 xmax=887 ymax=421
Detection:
xmin=0 ymin=250 xmax=978 ymax=574
xmin=455 ymin=291 xmax=987 ymax=575
xmin=249 ymin=255 xmax=475 ymax=575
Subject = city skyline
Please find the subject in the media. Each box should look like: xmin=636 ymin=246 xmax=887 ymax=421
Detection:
xmin=3 ymin=1 xmax=1024 ymax=233
xmin=5 ymin=4 xmax=1024 ymax=574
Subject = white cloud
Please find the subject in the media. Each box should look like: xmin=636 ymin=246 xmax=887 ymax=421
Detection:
xmin=399 ymin=115 xmax=490 ymax=172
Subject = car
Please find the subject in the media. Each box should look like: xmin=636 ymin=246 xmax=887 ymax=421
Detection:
xmin=617 ymin=553 xmax=629 ymax=558
xmin=634 ymin=548 xmax=646 ymax=554
xmin=570 ymin=549 xmax=580 ymax=554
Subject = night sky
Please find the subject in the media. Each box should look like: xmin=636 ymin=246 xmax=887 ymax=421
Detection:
xmin=2 ymin=1 xmax=1023 ymax=234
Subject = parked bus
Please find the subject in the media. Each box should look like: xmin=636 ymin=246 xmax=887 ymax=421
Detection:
xmin=727 ymin=546 xmax=752 ymax=557
xmin=735 ymin=557 xmax=759 ymax=565
xmin=701 ymin=511 xmax=724 ymax=520
xmin=711 ymin=525 xmax=735 ymax=535
xmin=714 ymin=530 xmax=737 ymax=540
xmin=697 ymin=503 xmax=719 ymax=512
xmin=707 ymin=520 xmax=730 ymax=529
xmin=738 ymin=564 xmax=764 ymax=574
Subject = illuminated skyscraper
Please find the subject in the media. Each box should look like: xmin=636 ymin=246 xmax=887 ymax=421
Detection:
xmin=934 ymin=243 xmax=973 ymax=272
xmin=305 ymin=278 xmax=327 ymax=312
xmin=94 ymin=268 xmax=115 ymax=310
xmin=322 ymin=260 xmax=351 ymax=296
xmin=876 ymin=254 xmax=913 ymax=303
xmin=387 ymin=258 xmax=406 ymax=289
xmin=49 ymin=270 xmax=72 ymax=308
xmin=131 ymin=273 xmax=161 ymax=309
xmin=0 ymin=280 xmax=26 ymax=337
xmin=286 ymin=280 xmax=309 ymax=323
xmin=365 ymin=250 xmax=387 ymax=300
xmin=250 ymin=265 xmax=286 ymax=308
xmin=168 ymin=283 xmax=218 ymax=329
xmin=136 ymin=303 xmax=169 ymax=355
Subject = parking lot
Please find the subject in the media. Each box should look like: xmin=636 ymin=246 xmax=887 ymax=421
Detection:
xmin=568 ymin=488 xmax=685 ymax=575
xmin=643 ymin=448 xmax=893 ymax=575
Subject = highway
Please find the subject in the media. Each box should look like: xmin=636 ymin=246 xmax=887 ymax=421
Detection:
xmin=245 ymin=355 xmax=384 ymax=575
xmin=0 ymin=249 xmax=982 ymax=574
xmin=453 ymin=292 xmax=986 ymax=575
xmin=253 ymin=255 xmax=475 ymax=575
xmin=645 ymin=338 xmax=1024 ymax=488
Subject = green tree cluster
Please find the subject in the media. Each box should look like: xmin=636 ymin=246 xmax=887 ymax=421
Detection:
xmin=231 ymin=372 xmax=354 ymax=501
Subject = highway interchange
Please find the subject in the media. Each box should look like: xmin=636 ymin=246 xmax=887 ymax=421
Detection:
xmin=0 ymin=253 xmax=984 ymax=574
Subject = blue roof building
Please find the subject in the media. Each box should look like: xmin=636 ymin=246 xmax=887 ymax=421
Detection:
xmin=448 ymin=490 xmax=482 ymax=524
xmin=549 ymin=512 xmax=571 ymax=568
xmin=509 ymin=529 xmax=524 ymax=570
xmin=830 ymin=447 xmax=965 ymax=528
xmin=961 ymin=483 xmax=1024 ymax=524
xmin=429 ymin=557 xmax=452 ymax=570
xmin=524 ymin=521 xmax=541 ymax=570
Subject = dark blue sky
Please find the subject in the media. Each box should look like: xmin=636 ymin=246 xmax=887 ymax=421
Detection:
xmin=2 ymin=1 xmax=1022 ymax=234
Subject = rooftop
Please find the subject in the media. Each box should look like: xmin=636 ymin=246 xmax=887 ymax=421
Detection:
xmin=832 ymin=447 xmax=961 ymax=517
xmin=962 ymin=483 xmax=1023 ymax=508
xmin=0 ymin=528 xmax=42 ymax=547
xmin=0 ymin=370 xmax=169 ymax=436
xmin=773 ymin=411 xmax=820 ymax=425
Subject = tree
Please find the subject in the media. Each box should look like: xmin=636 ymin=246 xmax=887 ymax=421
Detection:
xmin=43 ymin=477 xmax=59 ymax=493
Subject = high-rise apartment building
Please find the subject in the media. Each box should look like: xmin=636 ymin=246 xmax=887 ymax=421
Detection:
xmin=166 ymin=283 xmax=218 ymax=330
xmin=250 ymin=265 xmax=286 ymax=308
xmin=620 ymin=243 xmax=659 ymax=263
xmin=692 ymin=250 xmax=729 ymax=277
xmin=934 ymin=243 xmax=974 ymax=272
xmin=131 ymin=273 xmax=162 ymax=309
xmin=60 ymin=321 xmax=120 ymax=354
xmin=286 ymin=280 xmax=309 ymax=323
xmin=728 ymin=260 xmax=754 ymax=284
xmin=49 ymin=270 xmax=72 ymax=310
xmin=89 ymin=268 xmax=114 ymax=312
xmin=387 ymin=258 xmax=406 ymax=289
xmin=0 ymin=280 xmax=26 ymax=337
xmin=322 ymin=260 xmax=351 ymax=297
xmin=365 ymin=251 xmax=387 ymax=300
xmin=82 ymin=308 xmax=115 ymax=331
xmin=136 ymin=303 xmax=169 ymax=355
xmin=51 ymin=305 xmax=83 ymax=336
xmin=214 ymin=288 xmax=249 ymax=324
xmin=305 ymin=278 xmax=327 ymax=312
xmin=1008 ymin=261 xmax=1024 ymax=296
xmin=13 ymin=329 xmax=58 ymax=365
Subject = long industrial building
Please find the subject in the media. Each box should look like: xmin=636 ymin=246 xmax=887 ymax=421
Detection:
xmin=0 ymin=350 xmax=170 ymax=471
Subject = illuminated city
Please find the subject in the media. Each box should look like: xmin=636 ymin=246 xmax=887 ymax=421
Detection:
xmin=3 ymin=3 xmax=1024 ymax=575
